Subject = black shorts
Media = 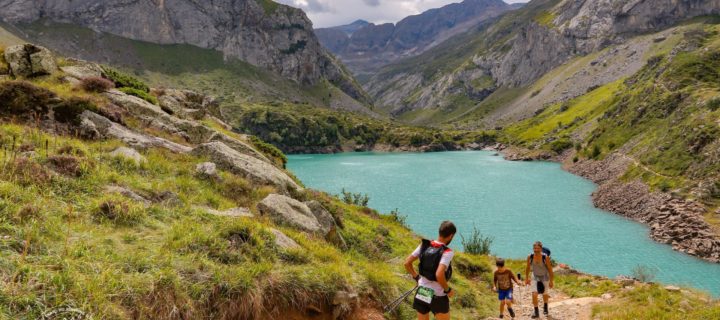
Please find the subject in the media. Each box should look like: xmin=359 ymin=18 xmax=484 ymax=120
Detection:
xmin=413 ymin=294 xmax=450 ymax=315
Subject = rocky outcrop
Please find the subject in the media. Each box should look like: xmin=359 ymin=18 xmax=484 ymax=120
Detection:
xmin=109 ymin=147 xmax=146 ymax=165
xmin=157 ymin=89 xmax=215 ymax=120
xmin=196 ymin=206 xmax=254 ymax=218
xmin=483 ymin=0 xmax=720 ymax=87
xmin=80 ymin=111 xmax=193 ymax=153
xmin=192 ymin=142 xmax=300 ymax=194
xmin=0 ymin=0 xmax=368 ymax=102
xmin=568 ymin=153 xmax=720 ymax=263
xmin=316 ymin=0 xmax=512 ymax=75
xmin=195 ymin=162 xmax=219 ymax=180
xmin=366 ymin=0 xmax=720 ymax=122
xmin=3 ymin=44 xmax=58 ymax=77
xmin=257 ymin=194 xmax=323 ymax=234
xmin=270 ymin=228 xmax=300 ymax=250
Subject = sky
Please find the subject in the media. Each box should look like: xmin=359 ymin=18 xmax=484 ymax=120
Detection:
xmin=275 ymin=0 xmax=529 ymax=28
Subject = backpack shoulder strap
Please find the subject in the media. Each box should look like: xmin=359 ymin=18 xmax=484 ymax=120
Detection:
xmin=420 ymin=239 xmax=431 ymax=250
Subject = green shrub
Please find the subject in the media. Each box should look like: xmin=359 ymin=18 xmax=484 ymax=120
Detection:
xmin=101 ymin=67 xmax=149 ymax=92
xmin=387 ymin=208 xmax=408 ymax=228
xmin=280 ymin=40 xmax=307 ymax=54
xmin=549 ymin=138 xmax=573 ymax=154
xmin=257 ymin=0 xmax=280 ymax=15
xmin=461 ymin=225 xmax=493 ymax=255
xmin=631 ymin=265 xmax=657 ymax=282
xmin=707 ymin=97 xmax=720 ymax=111
xmin=119 ymin=87 xmax=158 ymax=105
xmin=340 ymin=188 xmax=369 ymax=206
xmin=249 ymin=135 xmax=287 ymax=168
xmin=54 ymin=97 xmax=98 ymax=124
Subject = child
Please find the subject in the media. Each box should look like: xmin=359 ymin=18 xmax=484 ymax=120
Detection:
xmin=493 ymin=258 xmax=521 ymax=319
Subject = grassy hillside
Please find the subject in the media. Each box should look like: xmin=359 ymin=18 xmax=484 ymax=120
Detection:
xmin=503 ymin=22 xmax=720 ymax=211
xmin=0 ymin=40 xmax=718 ymax=320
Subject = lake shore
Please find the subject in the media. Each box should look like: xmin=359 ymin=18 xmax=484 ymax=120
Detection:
xmin=498 ymin=146 xmax=720 ymax=264
xmin=286 ymin=144 xmax=720 ymax=263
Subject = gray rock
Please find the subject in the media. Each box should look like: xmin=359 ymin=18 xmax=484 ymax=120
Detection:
xmin=104 ymin=185 xmax=151 ymax=206
xmin=154 ymin=191 xmax=182 ymax=206
xmin=304 ymin=200 xmax=336 ymax=235
xmin=80 ymin=111 xmax=192 ymax=153
xmin=60 ymin=62 xmax=103 ymax=80
xmin=270 ymin=228 xmax=300 ymax=250
xmin=601 ymin=293 xmax=613 ymax=300
xmin=614 ymin=276 xmax=635 ymax=287
xmin=192 ymin=142 xmax=300 ymax=194
xmin=257 ymin=194 xmax=322 ymax=234
xmin=664 ymin=285 xmax=681 ymax=292
xmin=4 ymin=44 xmax=58 ymax=78
xmin=109 ymin=147 xmax=146 ymax=164
xmin=194 ymin=206 xmax=253 ymax=218
xmin=157 ymin=89 xmax=208 ymax=120
xmin=332 ymin=290 xmax=359 ymax=319
xmin=195 ymin=162 xmax=218 ymax=179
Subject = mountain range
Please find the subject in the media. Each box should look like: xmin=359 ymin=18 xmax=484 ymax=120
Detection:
xmin=315 ymin=0 xmax=515 ymax=76
xmin=1 ymin=0 xmax=720 ymax=318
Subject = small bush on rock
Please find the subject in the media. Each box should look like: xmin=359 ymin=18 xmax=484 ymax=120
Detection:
xmin=119 ymin=87 xmax=158 ymax=105
xmin=54 ymin=97 xmax=98 ymax=125
xmin=102 ymin=67 xmax=149 ymax=92
xmin=79 ymin=77 xmax=115 ymax=93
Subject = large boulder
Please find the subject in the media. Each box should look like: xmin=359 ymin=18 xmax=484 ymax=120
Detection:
xmin=257 ymin=194 xmax=322 ymax=234
xmin=192 ymin=142 xmax=300 ymax=194
xmin=306 ymin=200 xmax=347 ymax=247
xmin=304 ymin=200 xmax=337 ymax=235
xmin=4 ymin=44 xmax=58 ymax=78
xmin=60 ymin=61 xmax=104 ymax=81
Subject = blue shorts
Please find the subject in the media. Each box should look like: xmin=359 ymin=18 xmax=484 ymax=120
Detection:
xmin=498 ymin=289 xmax=513 ymax=301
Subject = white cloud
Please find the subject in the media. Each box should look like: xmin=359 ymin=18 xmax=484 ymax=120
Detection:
xmin=275 ymin=0 xmax=529 ymax=28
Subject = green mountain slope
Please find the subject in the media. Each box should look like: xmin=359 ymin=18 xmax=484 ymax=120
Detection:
xmin=0 ymin=46 xmax=718 ymax=319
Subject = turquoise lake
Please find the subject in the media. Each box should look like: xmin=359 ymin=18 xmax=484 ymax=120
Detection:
xmin=287 ymin=151 xmax=720 ymax=296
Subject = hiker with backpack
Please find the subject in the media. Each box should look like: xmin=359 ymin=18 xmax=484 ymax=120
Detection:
xmin=525 ymin=241 xmax=554 ymax=318
xmin=403 ymin=221 xmax=457 ymax=320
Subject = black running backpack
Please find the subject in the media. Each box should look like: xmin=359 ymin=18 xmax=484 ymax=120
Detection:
xmin=418 ymin=239 xmax=452 ymax=281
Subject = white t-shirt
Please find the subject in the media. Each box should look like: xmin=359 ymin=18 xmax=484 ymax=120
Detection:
xmin=412 ymin=240 xmax=455 ymax=296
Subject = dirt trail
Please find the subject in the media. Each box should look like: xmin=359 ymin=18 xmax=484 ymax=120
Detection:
xmin=485 ymin=284 xmax=606 ymax=320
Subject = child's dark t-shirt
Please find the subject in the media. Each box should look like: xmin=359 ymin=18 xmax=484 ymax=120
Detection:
xmin=494 ymin=269 xmax=514 ymax=290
